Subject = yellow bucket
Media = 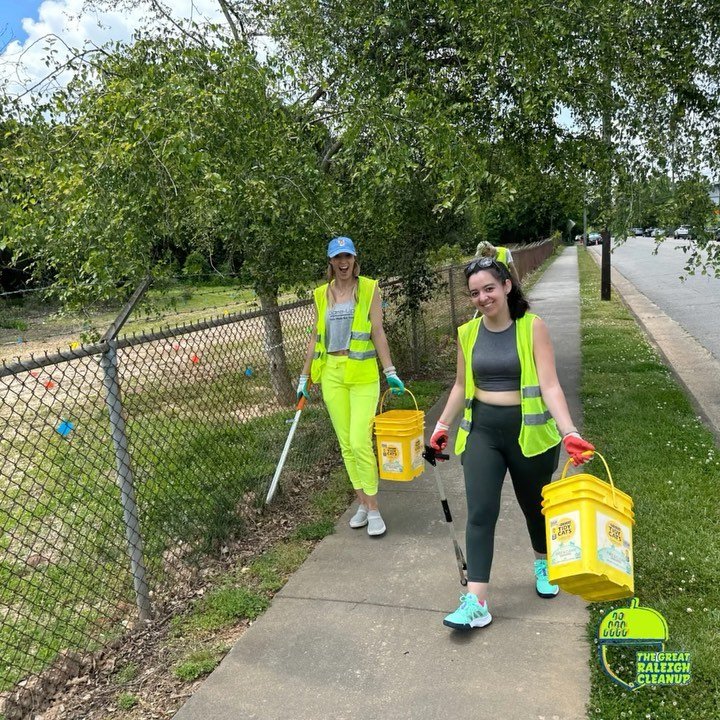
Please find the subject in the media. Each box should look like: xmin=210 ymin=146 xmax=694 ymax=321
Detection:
xmin=541 ymin=452 xmax=635 ymax=602
xmin=373 ymin=389 xmax=425 ymax=481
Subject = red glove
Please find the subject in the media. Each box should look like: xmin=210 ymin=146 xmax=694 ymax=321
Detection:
xmin=563 ymin=432 xmax=595 ymax=466
xmin=430 ymin=421 xmax=450 ymax=451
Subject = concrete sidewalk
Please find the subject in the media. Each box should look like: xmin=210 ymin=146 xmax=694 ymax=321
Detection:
xmin=174 ymin=247 xmax=590 ymax=720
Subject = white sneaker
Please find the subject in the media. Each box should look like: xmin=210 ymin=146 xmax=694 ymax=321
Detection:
xmin=349 ymin=504 xmax=368 ymax=528
xmin=367 ymin=510 xmax=386 ymax=536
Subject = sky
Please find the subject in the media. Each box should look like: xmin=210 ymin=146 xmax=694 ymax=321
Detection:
xmin=0 ymin=0 xmax=226 ymax=100
xmin=0 ymin=0 xmax=38 ymax=44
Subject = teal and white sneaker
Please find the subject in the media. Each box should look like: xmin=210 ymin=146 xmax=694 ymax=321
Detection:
xmin=534 ymin=558 xmax=559 ymax=598
xmin=443 ymin=593 xmax=492 ymax=630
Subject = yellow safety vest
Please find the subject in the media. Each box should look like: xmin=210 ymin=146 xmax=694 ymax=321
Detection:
xmin=310 ymin=276 xmax=380 ymax=385
xmin=495 ymin=246 xmax=509 ymax=267
xmin=455 ymin=314 xmax=561 ymax=457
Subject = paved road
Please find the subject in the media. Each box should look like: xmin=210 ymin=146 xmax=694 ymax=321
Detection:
xmin=589 ymin=237 xmax=720 ymax=361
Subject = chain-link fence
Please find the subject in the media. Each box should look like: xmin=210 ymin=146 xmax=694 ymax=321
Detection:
xmin=0 ymin=242 xmax=554 ymax=705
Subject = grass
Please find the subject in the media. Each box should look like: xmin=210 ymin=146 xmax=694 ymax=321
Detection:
xmin=0 ymin=395 xmax=337 ymax=691
xmin=578 ymin=248 xmax=720 ymax=718
xmin=171 ymin=587 xmax=270 ymax=634
xmin=0 ymin=316 xmax=28 ymax=331
xmin=248 ymin=542 xmax=312 ymax=593
xmin=116 ymin=693 xmax=140 ymax=710
xmin=293 ymin=519 xmax=336 ymax=541
xmin=113 ymin=662 xmax=139 ymax=685
xmin=172 ymin=648 xmax=227 ymax=683
xmin=0 ymin=281 xmax=301 ymax=350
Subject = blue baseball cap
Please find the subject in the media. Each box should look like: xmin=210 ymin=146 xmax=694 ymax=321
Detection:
xmin=327 ymin=236 xmax=357 ymax=258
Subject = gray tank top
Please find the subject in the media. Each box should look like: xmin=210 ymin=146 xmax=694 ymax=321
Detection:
xmin=472 ymin=321 xmax=521 ymax=391
xmin=325 ymin=300 xmax=355 ymax=352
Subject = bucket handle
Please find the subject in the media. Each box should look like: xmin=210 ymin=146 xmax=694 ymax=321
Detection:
xmin=560 ymin=450 xmax=619 ymax=509
xmin=379 ymin=387 xmax=419 ymax=414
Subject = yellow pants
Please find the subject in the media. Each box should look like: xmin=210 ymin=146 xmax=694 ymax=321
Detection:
xmin=321 ymin=354 xmax=380 ymax=496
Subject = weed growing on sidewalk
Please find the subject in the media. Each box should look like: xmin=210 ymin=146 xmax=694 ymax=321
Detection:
xmin=578 ymin=249 xmax=720 ymax=719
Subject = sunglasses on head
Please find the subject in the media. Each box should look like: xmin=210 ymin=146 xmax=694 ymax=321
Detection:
xmin=464 ymin=257 xmax=509 ymax=279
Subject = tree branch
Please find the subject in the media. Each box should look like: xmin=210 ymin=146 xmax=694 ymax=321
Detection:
xmin=320 ymin=139 xmax=343 ymax=171
xmin=148 ymin=0 xmax=209 ymax=48
xmin=217 ymin=0 xmax=242 ymax=44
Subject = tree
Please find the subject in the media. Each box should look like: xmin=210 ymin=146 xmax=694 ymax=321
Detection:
xmin=1 ymin=36 xmax=336 ymax=401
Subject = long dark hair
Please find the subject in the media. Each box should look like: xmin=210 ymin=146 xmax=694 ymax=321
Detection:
xmin=464 ymin=258 xmax=529 ymax=320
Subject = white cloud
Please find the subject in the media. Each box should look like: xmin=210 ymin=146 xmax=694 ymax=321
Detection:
xmin=1 ymin=0 xmax=227 ymax=104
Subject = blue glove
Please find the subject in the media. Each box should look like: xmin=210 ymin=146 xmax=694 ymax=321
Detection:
xmin=296 ymin=374 xmax=310 ymax=401
xmin=383 ymin=366 xmax=405 ymax=395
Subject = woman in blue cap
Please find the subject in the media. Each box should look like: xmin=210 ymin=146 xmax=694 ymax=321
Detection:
xmin=297 ymin=237 xmax=405 ymax=536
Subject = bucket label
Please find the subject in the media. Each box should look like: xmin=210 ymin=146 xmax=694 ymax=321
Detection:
xmin=549 ymin=510 xmax=582 ymax=565
xmin=596 ymin=512 xmax=632 ymax=576
xmin=381 ymin=441 xmax=404 ymax=473
xmin=411 ymin=435 xmax=423 ymax=470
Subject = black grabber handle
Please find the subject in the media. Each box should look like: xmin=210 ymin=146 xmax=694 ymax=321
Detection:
xmin=422 ymin=444 xmax=449 ymax=466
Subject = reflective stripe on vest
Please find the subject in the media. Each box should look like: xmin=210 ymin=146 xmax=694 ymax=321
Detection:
xmin=454 ymin=313 xmax=561 ymax=457
xmin=310 ymin=276 xmax=380 ymax=385
xmin=348 ymin=349 xmax=377 ymax=361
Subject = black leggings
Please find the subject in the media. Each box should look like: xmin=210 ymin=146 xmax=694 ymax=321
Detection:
xmin=462 ymin=400 xmax=560 ymax=583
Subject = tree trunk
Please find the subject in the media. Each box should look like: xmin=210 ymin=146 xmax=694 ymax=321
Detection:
xmin=256 ymin=286 xmax=296 ymax=406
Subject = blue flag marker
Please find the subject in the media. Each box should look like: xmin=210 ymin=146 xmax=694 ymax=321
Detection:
xmin=56 ymin=419 xmax=75 ymax=438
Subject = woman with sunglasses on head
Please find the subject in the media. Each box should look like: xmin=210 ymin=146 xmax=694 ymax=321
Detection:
xmin=297 ymin=236 xmax=405 ymax=537
xmin=430 ymin=256 xmax=594 ymax=630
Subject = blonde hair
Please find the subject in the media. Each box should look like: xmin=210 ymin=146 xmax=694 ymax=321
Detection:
xmin=326 ymin=259 xmax=360 ymax=307
xmin=475 ymin=241 xmax=496 ymax=258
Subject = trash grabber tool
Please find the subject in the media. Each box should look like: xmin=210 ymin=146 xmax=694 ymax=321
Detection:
xmin=265 ymin=383 xmax=311 ymax=505
xmin=422 ymin=444 xmax=468 ymax=586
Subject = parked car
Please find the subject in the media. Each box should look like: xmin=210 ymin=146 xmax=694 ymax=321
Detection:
xmin=587 ymin=232 xmax=603 ymax=246
xmin=674 ymin=225 xmax=692 ymax=240
xmin=651 ymin=228 xmax=666 ymax=238
xmin=630 ymin=227 xmax=645 ymax=237
xmin=644 ymin=228 xmax=655 ymax=237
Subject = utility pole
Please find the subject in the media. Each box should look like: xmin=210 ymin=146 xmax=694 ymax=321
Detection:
xmin=600 ymin=67 xmax=613 ymax=301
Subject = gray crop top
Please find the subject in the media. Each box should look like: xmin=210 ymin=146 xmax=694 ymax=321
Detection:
xmin=472 ymin=321 xmax=521 ymax=391
xmin=325 ymin=300 xmax=355 ymax=352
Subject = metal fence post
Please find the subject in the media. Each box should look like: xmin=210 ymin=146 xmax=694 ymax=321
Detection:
xmin=448 ymin=266 xmax=458 ymax=332
xmin=410 ymin=309 xmax=420 ymax=374
xmin=100 ymin=340 xmax=152 ymax=621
